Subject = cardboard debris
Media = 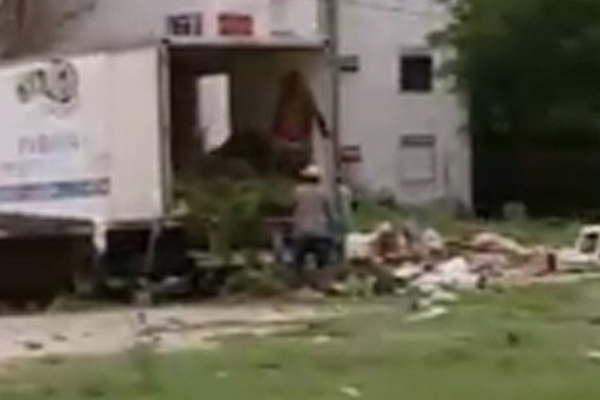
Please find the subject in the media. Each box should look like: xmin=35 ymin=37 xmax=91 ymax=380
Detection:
xmin=346 ymin=232 xmax=377 ymax=262
xmin=432 ymin=257 xmax=479 ymax=290
xmin=392 ymin=263 xmax=423 ymax=281
xmin=470 ymin=253 xmax=510 ymax=276
xmin=346 ymin=221 xmax=415 ymax=265
xmin=340 ymin=386 xmax=363 ymax=398
xmin=422 ymin=228 xmax=446 ymax=255
xmin=342 ymin=220 xmax=588 ymax=317
xmin=471 ymin=232 xmax=532 ymax=257
xmin=558 ymin=226 xmax=600 ymax=271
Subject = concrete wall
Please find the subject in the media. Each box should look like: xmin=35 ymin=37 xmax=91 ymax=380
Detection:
xmin=269 ymin=0 xmax=320 ymax=38
xmin=338 ymin=0 xmax=472 ymax=209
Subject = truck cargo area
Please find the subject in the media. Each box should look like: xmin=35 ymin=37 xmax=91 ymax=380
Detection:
xmin=168 ymin=45 xmax=332 ymax=181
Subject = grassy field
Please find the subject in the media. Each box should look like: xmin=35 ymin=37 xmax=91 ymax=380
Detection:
xmin=3 ymin=282 xmax=600 ymax=399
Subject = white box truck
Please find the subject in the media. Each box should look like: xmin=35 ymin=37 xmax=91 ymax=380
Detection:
xmin=0 ymin=43 xmax=171 ymax=224
xmin=0 ymin=42 xmax=191 ymax=300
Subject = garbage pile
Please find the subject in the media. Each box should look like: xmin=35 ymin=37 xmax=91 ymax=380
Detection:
xmin=557 ymin=225 xmax=600 ymax=272
xmin=340 ymin=221 xmax=556 ymax=317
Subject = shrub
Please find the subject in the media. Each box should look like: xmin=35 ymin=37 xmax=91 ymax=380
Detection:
xmin=179 ymin=177 xmax=294 ymax=255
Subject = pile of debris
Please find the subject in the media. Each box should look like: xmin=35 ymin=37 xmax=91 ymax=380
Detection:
xmin=340 ymin=221 xmax=557 ymax=317
xmin=189 ymin=220 xmax=597 ymax=314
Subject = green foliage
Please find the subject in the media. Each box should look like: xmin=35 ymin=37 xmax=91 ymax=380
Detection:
xmin=179 ymin=177 xmax=294 ymax=254
xmin=432 ymin=0 xmax=600 ymax=145
xmin=129 ymin=343 xmax=160 ymax=394
xmin=222 ymin=266 xmax=288 ymax=298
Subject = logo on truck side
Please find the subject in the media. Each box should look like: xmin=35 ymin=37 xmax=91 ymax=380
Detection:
xmin=16 ymin=59 xmax=79 ymax=116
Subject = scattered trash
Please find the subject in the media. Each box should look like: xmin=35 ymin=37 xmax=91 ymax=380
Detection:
xmin=431 ymin=257 xmax=479 ymax=290
xmin=313 ymin=335 xmax=332 ymax=345
xmin=328 ymin=281 xmax=351 ymax=296
xmin=346 ymin=221 xmax=416 ymax=265
xmin=586 ymin=350 xmax=600 ymax=364
xmin=406 ymin=306 xmax=449 ymax=322
xmin=392 ymin=263 xmax=423 ymax=281
xmin=422 ymin=228 xmax=445 ymax=255
xmin=216 ymin=370 xmax=230 ymax=379
xmin=471 ymin=232 xmax=531 ymax=257
xmin=340 ymin=385 xmax=363 ymax=398
xmin=430 ymin=289 xmax=459 ymax=304
xmin=403 ymin=219 xmax=422 ymax=245
xmin=371 ymin=222 xmax=409 ymax=265
xmin=558 ymin=226 xmax=600 ymax=271
xmin=470 ymin=253 xmax=509 ymax=274
xmin=346 ymin=232 xmax=377 ymax=262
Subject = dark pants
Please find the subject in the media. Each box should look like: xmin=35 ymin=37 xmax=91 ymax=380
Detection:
xmin=294 ymin=235 xmax=333 ymax=270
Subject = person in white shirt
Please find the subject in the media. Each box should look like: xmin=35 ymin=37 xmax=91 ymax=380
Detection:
xmin=292 ymin=165 xmax=334 ymax=270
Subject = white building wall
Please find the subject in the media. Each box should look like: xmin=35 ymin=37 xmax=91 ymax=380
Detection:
xmin=47 ymin=0 xmax=322 ymax=52
xmin=339 ymin=0 xmax=472 ymax=208
xmin=28 ymin=0 xmax=471 ymax=209
xmin=269 ymin=0 xmax=320 ymax=38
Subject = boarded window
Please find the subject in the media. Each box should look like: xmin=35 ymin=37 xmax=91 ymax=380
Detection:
xmin=218 ymin=13 xmax=254 ymax=36
xmin=400 ymin=54 xmax=433 ymax=92
xmin=399 ymin=135 xmax=436 ymax=183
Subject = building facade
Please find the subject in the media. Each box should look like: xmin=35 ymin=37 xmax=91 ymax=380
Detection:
xmin=337 ymin=0 xmax=471 ymax=210
xmin=42 ymin=0 xmax=322 ymax=52
xmin=1 ymin=0 xmax=471 ymax=210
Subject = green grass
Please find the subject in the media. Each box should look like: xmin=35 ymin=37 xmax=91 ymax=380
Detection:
xmin=4 ymin=282 xmax=600 ymax=399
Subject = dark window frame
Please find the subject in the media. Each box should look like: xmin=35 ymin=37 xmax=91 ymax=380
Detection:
xmin=400 ymin=53 xmax=433 ymax=93
xmin=167 ymin=13 xmax=203 ymax=36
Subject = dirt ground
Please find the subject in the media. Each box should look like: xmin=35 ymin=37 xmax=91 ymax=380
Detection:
xmin=0 ymin=302 xmax=337 ymax=365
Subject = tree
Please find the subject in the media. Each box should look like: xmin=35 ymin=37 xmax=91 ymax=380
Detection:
xmin=431 ymin=0 xmax=600 ymax=145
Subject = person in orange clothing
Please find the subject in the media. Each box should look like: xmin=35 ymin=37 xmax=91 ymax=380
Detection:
xmin=273 ymin=70 xmax=329 ymax=174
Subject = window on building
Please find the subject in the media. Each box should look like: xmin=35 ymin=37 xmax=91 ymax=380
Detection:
xmin=399 ymin=135 xmax=436 ymax=183
xmin=400 ymin=54 xmax=433 ymax=92
xmin=167 ymin=13 xmax=203 ymax=36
